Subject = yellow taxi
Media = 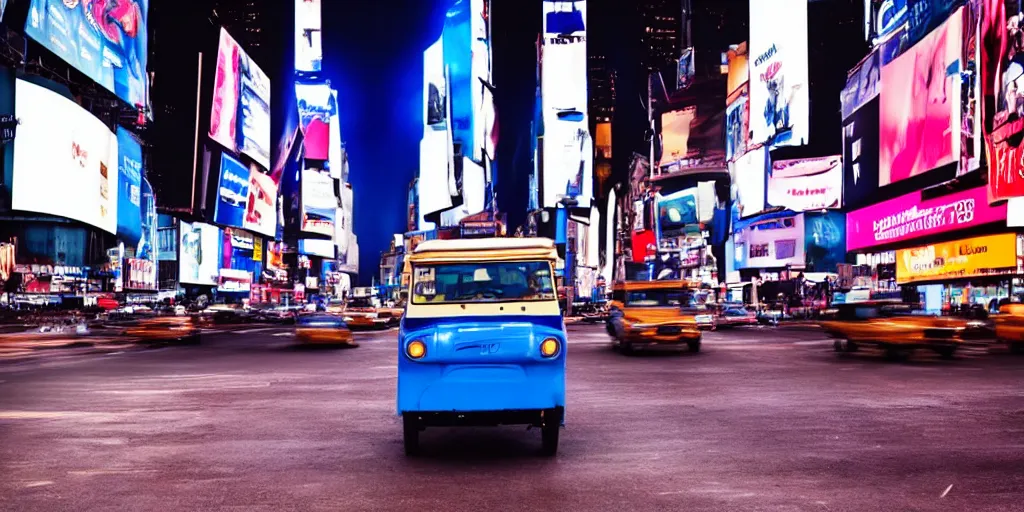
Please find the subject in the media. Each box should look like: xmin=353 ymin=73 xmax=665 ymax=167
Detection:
xmin=819 ymin=301 xmax=969 ymax=359
xmin=606 ymin=280 xmax=704 ymax=354
xmin=994 ymin=303 xmax=1024 ymax=354
xmin=343 ymin=297 xmax=396 ymax=330
xmin=295 ymin=313 xmax=357 ymax=346
xmin=125 ymin=315 xmax=201 ymax=344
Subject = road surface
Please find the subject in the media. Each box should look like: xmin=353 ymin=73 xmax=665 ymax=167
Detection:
xmin=1 ymin=324 xmax=1022 ymax=511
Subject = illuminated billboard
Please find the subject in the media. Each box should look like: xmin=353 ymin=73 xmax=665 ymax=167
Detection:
xmin=767 ymin=156 xmax=843 ymax=212
xmin=730 ymin=146 xmax=767 ymax=218
xmin=439 ymin=157 xmax=487 ymax=227
xmin=12 ymin=80 xmax=118 ymax=234
xmin=840 ymin=49 xmax=879 ymax=120
xmin=983 ymin=0 xmax=1024 ymax=201
xmin=179 ymin=221 xmax=221 ymax=286
xmin=444 ymin=0 xmax=474 ymax=155
xmin=542 ymin=0 xmax=592 ymax=208
xmin=748 ymin=0 xmax=809 ymax=148
xmin=328 ymin=89 xmax=345 ymax=179
xmin=725 ymin=87 xmax=749 ymax=162
xmin=25 ymin=0 xmax=149 ymax=112
xmin=244 ymin=171 xmax=278 ymax=238
xmin=661 ymin=107 xmax=697 ymax=165
xmin=116 ymin=127 xmax=143 ymax=245
xmin=295 ymin=0 xmax=322 ymax=73
xmin=124 ymin=258 xmax=156 ymax=291
xmin=296 ymin=82 xmax=335 ymax=161
xmin=420 ymin=36 xmax=453 ymax=223
xmin=301 ymin=169 xmax=336 ymax=236
xmin=214 ymin=153 xmax=250 ymax=229
xmin=471 ymin=0 xmax=490 ymax=162
xmin=734 ymin=213 xmax=805 ymax=270
xmin=209 ymin=28 xmax=271 ymax=169
xmin=878 ymin=8 xmax=961 ymax=186
xmin=725 ymin=42 xmax=748 ymax=98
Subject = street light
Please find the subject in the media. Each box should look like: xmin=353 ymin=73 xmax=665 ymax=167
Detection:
xmin=559 ymin=196 xmax=579 ymax=318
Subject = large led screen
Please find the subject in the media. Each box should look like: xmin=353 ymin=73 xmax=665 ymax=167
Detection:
xmin=846 ymin=185 xmax=1006 ymax=252
xmin=471 ymin=0 xmax=490 ymax=162
xmin=214 ymin=153 xmax=250 ymax=229
xmin=296 ymin=82 xmax=334 ymax=161
xmin=735 ymin=214 xmax=805 ymax=269
xmin=420 ymin=36 xmax=451 ymax=223
xmin=879 ymin=9 xmax=961 ymax=186
xmin=730 ymin=146 xmax=767 ymax=218
xmin=179 ymin=221 xmax=221 ymax=286
xmin=542 ymin=0 xmax=591 ymax=208
xmin=804 ymin=211 xmax=846 ymax=273
xmin=209 ymin=28 xmax=271 ymax=170
xmin=842 ymin=97 xmax=880 ymax=209
xmin=328 ymin=89 xmax=344 ymax=179
xmin=116 ymin=127 xmax=143 ymax=244
xmin=748 ymin=0 xmax=809 ymax=148
xmin=725 ymin=42 xmax=748 ymax=97
xmin=295 ymin=0 xmax=322 ymax=73
xmin=25 ymin=0 xmax=149 ymax=111
xmin=656 ymin=189 xmax=698 ymax=237
xmin=840 ymin=49 xmax=880 ymax=120
xmin=12 ymin=80 xmax=118 ymax=234
xmin=661 ymin=107 xmax=696 ymax=165
xmin=301 ymin=169 xmax=336 ymax=236
xmin=444 ymin=0 xmax=474 ymax=155
xmin=983 ymin=0 xmax=1024 ymax=201
xmin=245 ymin=170 xmax=278 ymax=238
xmin=725 ymin=88 xmax=749 ymax=162
xmin=767 ymin=156 xmax=842 ymax=212
xmin=439 ymin=157 xmax=486 ymax=227
xmin=424 ymin=36 xmax=447 ymax=129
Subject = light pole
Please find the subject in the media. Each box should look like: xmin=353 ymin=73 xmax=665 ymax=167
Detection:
xmin=560 ymin=196 xmax=579 ymax=317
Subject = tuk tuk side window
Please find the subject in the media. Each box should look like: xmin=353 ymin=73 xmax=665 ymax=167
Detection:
xmin=411 ymin=261 xmax=556 ymax=304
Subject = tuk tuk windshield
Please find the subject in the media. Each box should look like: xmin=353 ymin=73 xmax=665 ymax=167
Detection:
xmin=412 ymin=261 xmax=555 ymax=304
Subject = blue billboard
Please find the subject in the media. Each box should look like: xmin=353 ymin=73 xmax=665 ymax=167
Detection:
xmin=443 ymin=0 xmax=474 ymax=154
xmin=804 ymin=211 xmax=846 ymax=273
xmin=139 ymin=178 xmax=156 ymax=261
xmin=214 ymin=154 xmax=250 ymax=229
xmin=25 ymin=0 xmax=149 ymax=111
xmin=116 ymin=127 xmax=143 ymax=245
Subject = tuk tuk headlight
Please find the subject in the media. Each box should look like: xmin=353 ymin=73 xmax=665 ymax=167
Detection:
xmin=540 ymin=338 xmax=560 ymax=357
xmin=406 ymin=340 xmax=426 ymax=359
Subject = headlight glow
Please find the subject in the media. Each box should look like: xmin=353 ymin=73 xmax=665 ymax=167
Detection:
xmin=540 ymin=338 xmax=560 ymax=357
xmin=406 ymin=340 xmax=426 ymax=359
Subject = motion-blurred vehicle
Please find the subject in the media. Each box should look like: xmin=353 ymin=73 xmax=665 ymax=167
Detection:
xmin=606 ymin=280 xmax=703 ymax=354
xmin=819 ymin=301 xmax=968 ymax=359
xmin=294 ymin=313 xmax=356 ymax=346
xmin=344 ymin=297 xmax=395 ymax=329
xmin=994 ymin=303 xmax=1024 ymax=354
xmin=255 ymin=305 xmax=301 ymax=324
xmin=399 ymin=238 xmax=566 ymax=456
xmin=575 ymin=300 xmax=609 ymax=323
xmin=717 ymin=305 xmax=758 ymax=328
xmin=125 ymin=316 xmax=200 ymax=344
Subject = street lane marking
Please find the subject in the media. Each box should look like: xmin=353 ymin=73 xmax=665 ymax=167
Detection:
xmin=234 ymin=328 xmax=279 ymax=334
xmin=272 ymin=332 xmax=294 ymax=337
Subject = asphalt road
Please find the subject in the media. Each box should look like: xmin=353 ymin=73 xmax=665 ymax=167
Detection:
xmin=1 ymin=324 xmax=1023 ymax=511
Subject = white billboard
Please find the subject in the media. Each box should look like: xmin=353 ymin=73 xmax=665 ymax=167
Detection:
xmin=13 ymin=79 xmax=118 ymax=233
xmin=471 ymin=0 xmax=490 ymax=163
xmin=295 ymin=0 xmax=322 ymax=73
xmin=179 ymin=221 xmax=221 ymax=286
xmin=420 ymin=36 xmax=453 ymax=223
xmin=748 ymin=0 xmax=809 ymax=148
xmin=301 ymin=169 xmax=336 ymax=236
xmin=440 ymin=157 xmax=487 ymax=227
xmin=735 ymin=213 xmax=805 ymax=269
xmin=731 ymin=146 xmax=767 ymax=218
xmin=541 ymin=0 xmax=592 ymax=208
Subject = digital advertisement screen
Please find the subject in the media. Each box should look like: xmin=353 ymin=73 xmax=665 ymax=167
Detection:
xmin=424 ymin=36 xmax=447 ymax=129
xmin=328 ymin=89 xmax=344 ymax=179
xmin=730 ymin=146 xmax=767 ymax=218
xmin=244 ymin=170 xmax=278 ymax=238
xmin=12 ymin=80 xmax=118 ymax=234
xmin=804 ymin=211 xmax=846 ymax=273
xmin=470 ymin=0 xmax=490 ymax=162
xmin=209 ymin=28 xmax=271 ymax=169
xmin=444 ymin=0 xmax=474 ymax=155
xmin=179 ymin=221 xmax=221 ymax=286
xmin=295 ymin=0 xmax=322 ymax=73
xmin=140 ymin=178 xmax=156 ymax=260
xmin=116 ymin=127 xmax=143 ymax=244
xmin=767 ymin=156 xmax=842 ymax=212
xmin=661 ymin=107 xmax=696 ymax=165
xmin=439 ymin=157 xmax=487 ymax=227
xmin=896 ymin=233 xmax=1017 ymax=285
xmin=725 ymin=42 xmax=748 ymax=97
xmin=842 ymin=97 xmax=880 ymax=209
xmin=24 ymin=0 xmax=149 ymax=111
xmin=214 ymin=153 xmax=250 ymax=229
xmin=840 ymin=49 xmax=880 ymax=120
xmin=725 ymin=87 xmax=749 ymax=162
xmin=873 ymin=0 xmax=964 ymax=65
xmin=299 ymin=239 xmax=334 ymax=258
xmin=657 ymin=189 xmax=699 ymax=237
xmin=983 ymin=0 xmax=1024 ymax=202
xmin=218 ymin=269 xmax=252 ymax=293
xmin=296 ymin=82 xmax=335 ymax=161
xmin=301 ymin=169 xmax=336 ymax=236
xmin=878 ymin=8 xmax=961 ymax=186
xmin=542 ymin=0 xmax=591 ymax=208
xmin=846 ymin=185 xmax=1006 ymax=252
xmin=748 ymin=0 xmax=809 ymax=148
xmin=124 ymin=258 xmax=156 ymax=291
xmin=735 ymin=214 xmax=805 ymax=269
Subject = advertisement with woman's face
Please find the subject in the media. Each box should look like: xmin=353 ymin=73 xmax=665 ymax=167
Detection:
xmin=879 ymin=8 xmax=962 ymax=186
xmin=179 ymin=222 xmax=221 ymax=286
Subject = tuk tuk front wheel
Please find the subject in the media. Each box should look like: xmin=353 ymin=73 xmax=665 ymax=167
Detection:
xmin=402 ymin=415 xmax=420 ymax=456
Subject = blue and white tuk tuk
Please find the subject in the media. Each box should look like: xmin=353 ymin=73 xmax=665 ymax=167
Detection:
xmin=397 ymin=238 xmax=566 ymax=455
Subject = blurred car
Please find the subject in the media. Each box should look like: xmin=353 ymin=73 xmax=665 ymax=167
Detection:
xmin=994 ymin=303 xmax=1024 ymax=354
xmin=256 ymin=305 xmax=301 ymax=324
xmin=819 ymin=301 xmax=968 ymax=359
xmin=344 ymin=297 xmax=394 ymax=329
xmin=606 ymin=280 xmax=703 ymax=354
xmin=295 ymin=313 xmax=356 ymax=346
xmin=125 ymin=316 xmax=200 ymax=344
xmin=717 ymin=306 xmax=757 ymax=328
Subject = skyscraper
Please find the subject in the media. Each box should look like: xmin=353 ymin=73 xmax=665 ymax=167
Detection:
xmin=212 ymin=0 xmax=270 ymax=62
xmin=588 ymin=53 xmax=616 ymax=123
xmin=639 ymin=0 xmax=682 ymax=78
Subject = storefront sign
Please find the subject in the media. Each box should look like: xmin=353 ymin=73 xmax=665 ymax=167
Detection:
xmin=895 ymin=233 xmax=1017 ymax=285
xmin=218 ymin=269 xmax=252 ymax=292
xmin=124 ymin=258 xmax=157 ymax=291
xmin=767 ymin=156 xmax=842 ymax=212
xmin=847 ymin=186 xmax=1006 ymax=252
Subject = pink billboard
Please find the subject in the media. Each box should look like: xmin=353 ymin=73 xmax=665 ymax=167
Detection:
xmin=878 ymin=7 xmax=962 ymax=186
xmin=846 ymin=186 xmax=1007 ymax=252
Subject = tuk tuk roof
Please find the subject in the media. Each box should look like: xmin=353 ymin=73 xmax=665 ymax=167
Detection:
xmin=408 ymin=238 xmax=558 ymax=264
xmin=612 ymin=280 xmax=701 ymax=292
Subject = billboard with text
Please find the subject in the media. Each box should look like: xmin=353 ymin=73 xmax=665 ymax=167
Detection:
xmin=767 ymin=156 xmax=842 ymax=212
xmin=748 ymin=0 xmax=809 ymax=148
